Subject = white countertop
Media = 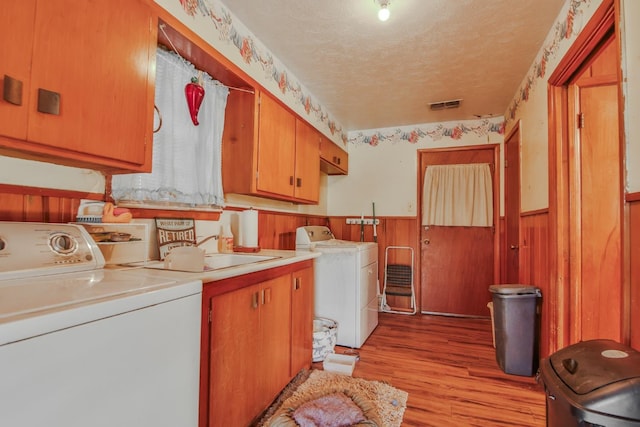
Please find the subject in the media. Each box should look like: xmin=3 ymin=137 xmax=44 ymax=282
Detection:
xmin=114 ymin=249 xmax=321 ymax=283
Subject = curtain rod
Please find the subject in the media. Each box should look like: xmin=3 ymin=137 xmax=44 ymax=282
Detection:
xmin=159 ymin=24 xmax=255 ymax=95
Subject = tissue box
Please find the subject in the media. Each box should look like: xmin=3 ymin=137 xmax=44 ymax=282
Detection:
xmin=323 ymin=353 xmax=357 ymax=376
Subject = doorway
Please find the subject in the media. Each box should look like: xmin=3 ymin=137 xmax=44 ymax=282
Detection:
xmin=504 ymin=123 xmax=521 ymax=284
xmin=548 ymin=0 xmax=624 ymax=349
xmin=418 ymin=146 xmax=500 ymax=317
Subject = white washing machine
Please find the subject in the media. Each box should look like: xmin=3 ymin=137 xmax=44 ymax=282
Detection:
xmin=296 ymin=226 xmax=378 ymax=348
xmin=0 ymin=222 xmax=202 ymax=427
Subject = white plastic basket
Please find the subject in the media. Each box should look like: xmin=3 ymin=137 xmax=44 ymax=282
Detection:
xmin=312 ymin=317 xmax=338 ymax=362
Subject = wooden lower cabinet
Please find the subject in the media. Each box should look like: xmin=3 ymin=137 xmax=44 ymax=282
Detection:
xmin=290 ymin=266 xmax=314 ymax=375
xmin=201 ymin=261 xmax=313 ymax=427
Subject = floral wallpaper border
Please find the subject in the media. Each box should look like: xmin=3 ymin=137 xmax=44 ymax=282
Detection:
xmin=506 ymin=0 xmax=592 ymax=123
xmin=348 ymin=118 xmax=505 ymax=146
xmin=175 ymin=0 xmax=592 ymax=149
xmin=177 ymin=0 xmax=348 ymax=144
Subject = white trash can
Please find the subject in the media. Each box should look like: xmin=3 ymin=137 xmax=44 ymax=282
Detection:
xmin=312 ymin=317 xmax=338 ymax=362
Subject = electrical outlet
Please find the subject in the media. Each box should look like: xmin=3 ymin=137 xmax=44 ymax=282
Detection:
xmin=346 ymin=218 xmax=379 ymax=225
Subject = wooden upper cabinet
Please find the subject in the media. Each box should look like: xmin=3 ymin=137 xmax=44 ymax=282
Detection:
xmin=0 ymin=0 xmax=156 ymax=173
xmin=222 ymin=90 xmax=320 ymax=204
xmin=294 ymin=119 xmax=320 ymax=203
xmin=0 ymin=0 xmax=36 ymax=141
xmin=256 ymin=93 xmax=297 ymax=197
xmin=320 ymin=136 xmax=349 ymax=175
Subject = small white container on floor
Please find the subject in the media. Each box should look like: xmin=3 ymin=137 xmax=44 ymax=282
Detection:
xmin=323 ymin=353 xmax=357 ymax=376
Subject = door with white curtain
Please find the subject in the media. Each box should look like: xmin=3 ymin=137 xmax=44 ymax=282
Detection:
xmin=419 ymin=146 xmax=499 ymax=317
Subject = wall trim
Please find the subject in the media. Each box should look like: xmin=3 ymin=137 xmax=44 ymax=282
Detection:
xmin=0 ymin=184 xmax=103 ymax=200
xmin=626 ymin=192 xmax=640 ymax=203
xmin=521 ymin=208 xmax=550 ymax=217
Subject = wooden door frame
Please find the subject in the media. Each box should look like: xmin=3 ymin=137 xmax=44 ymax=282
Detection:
xmin=504 ymin=122 xmax=522 ymax=284
xmin=547 ymin=0 xmax=626 ymax=351
xmin=416 ymin=144 xmax=501 ymax=313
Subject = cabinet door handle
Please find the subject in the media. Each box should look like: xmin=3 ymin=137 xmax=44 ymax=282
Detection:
xmin=294 ymin=277 xmax=301 ymax=290
xmin=37 ymin=88 xmax=61 ymax=115
xmin=262 ymin=288 xmax=271 ymax=305
xmin=289 ymin=176 xmax=294 ymax=186
xmin=3 ymin=75 xmax=23 ymax=106
xmin=296 ymin=177 xmax=302 ymax=187
xmin=252 ymin=291 xmax=259 ymax=309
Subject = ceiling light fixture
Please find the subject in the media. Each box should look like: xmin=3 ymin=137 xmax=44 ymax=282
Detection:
xmin=376 ymin=0 xmax=390 ymax=21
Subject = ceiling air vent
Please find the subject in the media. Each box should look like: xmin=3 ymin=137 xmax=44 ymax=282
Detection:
xmin=429 ymin=99 xmax=462 ymax=111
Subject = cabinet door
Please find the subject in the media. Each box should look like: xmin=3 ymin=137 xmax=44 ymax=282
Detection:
xmin=294 ymin=120 xmax=320 ymax=203
xmin=28 ymin=0 xmax=155 ymax=167
xmin=0 ymin=0 xmax=36 ymax=140
xmin=320 ymin=137 xmax=349 ymax=175
xmin=256 ymin=93 xmax=296 ymax=197
xmin=291 ymin=266 xmax=314 ymax=375
xmin=209 ymin=284 xmax=261 ymax=427
xmin=258 ymin=274 xmax=292 ymax=409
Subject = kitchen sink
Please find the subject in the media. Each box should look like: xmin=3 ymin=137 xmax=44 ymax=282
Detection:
xmin=203 ymin=253 xmax=278 ymax=270
xmin=140 ymin=253 xmax=278 ymax=272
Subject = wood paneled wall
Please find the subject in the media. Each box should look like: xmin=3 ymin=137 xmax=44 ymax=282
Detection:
xmin=328 ymin=216 xmax=419 ymax=310
xmin=520 ymin=210 xmax=550 ymax=358
xmin=254 ymin=211 xmax=327 ymax=250
xmin=4 ymin=183 xmax=640 ymax=356
xmin=629 ymin=197 xmax=640 ymax=350
xmin=0 ymin=185 xmax=101 ymax=222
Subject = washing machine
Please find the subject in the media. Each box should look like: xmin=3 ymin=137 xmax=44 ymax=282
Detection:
xmin=296 ymin=226 xmax=378 ymax=348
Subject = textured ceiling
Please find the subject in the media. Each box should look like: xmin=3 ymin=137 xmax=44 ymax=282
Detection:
xmin=218 ymin=0 xmax=566 ymax=131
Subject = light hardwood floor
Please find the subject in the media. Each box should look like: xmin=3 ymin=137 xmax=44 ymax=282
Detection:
xmin=337 ymin=313 xmax=546 ymax=426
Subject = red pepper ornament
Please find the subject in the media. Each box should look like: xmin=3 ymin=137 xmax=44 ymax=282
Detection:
xmin=185 ymin=76 xmax=205 ymax=126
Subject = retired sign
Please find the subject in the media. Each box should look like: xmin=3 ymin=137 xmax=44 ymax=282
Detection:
xmin=155 ymin=217 xmax=196 ymax=259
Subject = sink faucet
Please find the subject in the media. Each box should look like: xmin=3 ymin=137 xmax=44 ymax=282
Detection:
xmin=196 ymin=234 xmax=219 ymax=247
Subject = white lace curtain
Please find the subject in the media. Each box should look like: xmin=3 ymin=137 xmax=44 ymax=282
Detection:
xmin=112 ymin=48 xmax=229 ymax=207
xmin=422 ymin=163 xmax=493 ymax=227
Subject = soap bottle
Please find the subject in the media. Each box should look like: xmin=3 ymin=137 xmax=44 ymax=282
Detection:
xmin=219 ymin=224 xmax=234 ymax=253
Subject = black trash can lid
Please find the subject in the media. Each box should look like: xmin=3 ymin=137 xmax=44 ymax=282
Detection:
xmin=489 ymin=284 xmax=540 ymax=295
xmin=549 ymin=339 xmax=640 ymax=395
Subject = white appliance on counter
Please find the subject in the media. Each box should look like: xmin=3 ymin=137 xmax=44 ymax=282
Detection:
xmin=0 ymin=222 xmax=202 ymax=427
xmin=296 ymin=225 xmax=378 ymax=348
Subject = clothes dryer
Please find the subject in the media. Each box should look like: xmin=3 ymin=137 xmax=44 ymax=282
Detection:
xmin=296 ymin=226 xmax=378 ymax=348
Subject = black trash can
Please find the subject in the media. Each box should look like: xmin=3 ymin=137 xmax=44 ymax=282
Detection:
xmin=539 ymin=339 xmax=640 ymax=427
xmin=488 ymin=284 xmax=541 ymax=376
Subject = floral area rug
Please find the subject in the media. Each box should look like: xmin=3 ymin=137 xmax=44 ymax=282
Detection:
xmin=254 ymin=369 xmax=408 ymax=427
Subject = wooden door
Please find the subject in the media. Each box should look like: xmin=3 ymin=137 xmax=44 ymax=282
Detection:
xmin=569 ymin=36 xmax=622 ymax=341
xmin=0 ymin=0 xmax=35 ymax=141
xmin=257 ymin=93 xmax=296 ymax=197
xmin=209 ymin=284 xmax=261 ymax=427
xmin=290 ymin=266 xmax=314 ymax=375
xmin=258 ymin=275 xmax=292 ymax=410
xmin=419 ymin=147 xmax=498 ymax=317
xmin=504 ymin=125 xmax=521 ymax=283
xmin=294 ymin=120 xmax=320 ymax=203
xmin=29 ymin=0 xmax=154 ymax=166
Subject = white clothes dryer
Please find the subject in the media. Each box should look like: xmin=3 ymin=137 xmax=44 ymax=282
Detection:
xmin=296 ymin=226 xmax=378 ymax=348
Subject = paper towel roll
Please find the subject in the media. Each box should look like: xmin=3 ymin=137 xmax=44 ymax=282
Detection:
xmin=239 ymin=209 xmax=259 ymax=248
